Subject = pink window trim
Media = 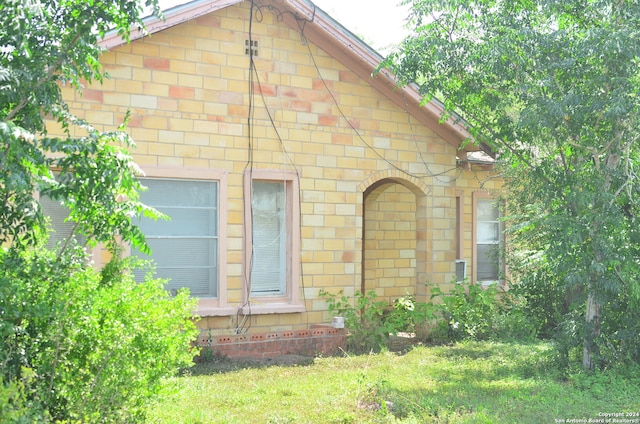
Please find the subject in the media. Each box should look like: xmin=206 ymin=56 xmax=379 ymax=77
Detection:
xmin=139 ymin=166 xmax=229 ymax=316
xmin=242 ymin=169 xmax=303 ymax=311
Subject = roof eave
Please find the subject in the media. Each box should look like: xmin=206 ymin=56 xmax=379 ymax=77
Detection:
xmin=99 ymin=0 xmax=243 ymax=49
xmin=270 ymin=0 xmax=491 ymax=154
xmin=99 ymin=0 xmax=493 ymax=156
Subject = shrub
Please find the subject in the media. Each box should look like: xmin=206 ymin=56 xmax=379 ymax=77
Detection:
xmin=320 ymin=282 xmax=539 ymax=352
xmin=429 ymin=281 xmax=502 ymax=342
xmin=428 ymin=280 xmax=537 ymax=343
xmin=0 ymin=369 xmax=42 ymax=423
xmin=507 ymin=263 xmax=573 ymax=339
xmin=319 ymin=289 xmax=388 ymax=352
xmin=0 ymin=243 xmax=199 ymax=423
xmin=386 ymin=294 xmax=436 ymax=339
xmin=551 ymin=293 xmax=640 ymax=369
xmin=490 ymin=289 xmax=538 ymax=342
xmin=508 ymin=259 xmax=640 ymax=368
xmin=319 ymin=290 xmax=435 ymax=353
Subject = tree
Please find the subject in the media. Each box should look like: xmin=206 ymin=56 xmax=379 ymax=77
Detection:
xmin=1 ymin=0 xmax=162 ymax=248
xmin=0 ymin=0 xmax=198 ymax=421
xmin=383 ymin=0 xmax=640 ymax=369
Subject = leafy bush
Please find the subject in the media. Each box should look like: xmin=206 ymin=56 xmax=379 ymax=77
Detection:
xmin=490 ymin=288 xmax=538 ymax=342
xmin=507 ymin=258 xmax=574 ymax=339
xmin=550 ymin=292 xmax=640 ymax=370
xmin=0 ymin=368 xmax=40 ymax=423
xmin=387 ymin=294 xmax=435 ymax=337
xmin=319 ymin=290 xmax=435 ymax=353
xmin=429 ymin=281 xmax=502 ymax=342
xmin=320 ymin=281 xmax=540 ymax=352
xmin=0 ymin=243 xmax=199 ymax=423
xmin=319 ymin=289 xmax=388 ymax=352
xmin=509 ymin=254 xmax=640 ymax=368
xmin=596 ymin=293 xmax=640 ymax=367
xmin=428 ymin=280 xmax=537 ymax=343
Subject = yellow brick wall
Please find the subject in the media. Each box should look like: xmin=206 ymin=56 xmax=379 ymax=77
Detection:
xmin=364 ymin=183 xmax=417 ymax=301
xmin=55 ymin=2 xmax=502 ymax=335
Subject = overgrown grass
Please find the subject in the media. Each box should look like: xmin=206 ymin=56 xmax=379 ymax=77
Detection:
xmin=147 ymin=341 xmax=640 ymax=423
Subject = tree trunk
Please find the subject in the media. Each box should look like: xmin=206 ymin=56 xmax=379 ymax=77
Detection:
xmin=583 ymin=291 xmax=602 ymax=369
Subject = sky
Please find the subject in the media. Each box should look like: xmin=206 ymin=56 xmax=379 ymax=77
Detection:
xmin=158 ymin=0 xmax=410 ymax=54
xmin=310 ymin=0 xmax=410 ymax=52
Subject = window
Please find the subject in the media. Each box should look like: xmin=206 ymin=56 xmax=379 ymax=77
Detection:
xmin=243 ymin=170 xmax=303 ymax=312
xmin=39 ymin=176 xmax=88 ymax=252
xmin=40 ymin=194 xmax=81 ymax=250
xmin=474 ymin=195 xmax=503 ymax=285
xmin=134 ymin=178 xmax=218 ymax=297
xmin=251 ymin=181 xmax=286 ymax=296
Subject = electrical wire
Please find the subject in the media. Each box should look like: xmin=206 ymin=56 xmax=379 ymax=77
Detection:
xmin=236 ymin=0 xmax=258 ymax=335
xmin=251 ymin=2 xmax=310 ymax=331
xmin=236 ymin=1 xmax=311 ymax=333
xmin=253 ymin=1 xmax=472 ymax=185
xmin=299 ymin=22 xmax=466 ymax=182
xmin=235 ymin=0 xmax=498 ymax=334
xmin=401 ymin=92 xmax=464 ymax=184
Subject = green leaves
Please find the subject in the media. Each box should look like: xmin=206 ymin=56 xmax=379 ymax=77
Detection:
xmin=0 ymin=1 xmax=197 ymax=421
xmin=1 ymin=0 xmax=163 ymax=251
xmin=0 ymin=245 xmax=198 ymax=422
xmin=319 ymin=290 xmax=436 ymax=352
xmin=39 ymin=120 xmax=166 ymax=254
xmin=390 ymin=0 xmax=640 ymax=367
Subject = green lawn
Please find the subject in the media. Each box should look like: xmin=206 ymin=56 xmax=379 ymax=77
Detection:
xmin=148 ymin=341 xmax=640 ymax=423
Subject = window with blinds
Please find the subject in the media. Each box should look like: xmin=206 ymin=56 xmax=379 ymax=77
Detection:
xmin=476 ymin=198 xmax=502 ymax=283
xmin=250 ymin=181 xmax=286 ymax=296
xmin=133 ymin=178 xmax=218 ymax=297
xmin=40 ymin=194 xmax=85 ymax=250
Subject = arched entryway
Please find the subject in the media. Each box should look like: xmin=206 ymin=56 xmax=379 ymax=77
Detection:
xmin=361 ymin=173 xmax=430 ymax=304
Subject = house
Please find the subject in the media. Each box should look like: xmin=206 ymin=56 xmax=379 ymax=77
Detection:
xmin=53 ymin=0 xmax=502 ymax=356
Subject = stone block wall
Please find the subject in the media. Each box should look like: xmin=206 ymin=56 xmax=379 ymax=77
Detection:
xmin=53 ymin=0 xmax=502 ymax=337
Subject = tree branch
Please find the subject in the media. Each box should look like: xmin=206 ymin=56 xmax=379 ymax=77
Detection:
xmin=4 ymin=32 xmax=83 ymax=123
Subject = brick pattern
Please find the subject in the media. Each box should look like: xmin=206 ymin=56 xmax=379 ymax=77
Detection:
xmin=364 ymin=183 xmax=417 ymax=301
xmin=198 ymin=326 xmax=345 ymax=359
xmin=52 ymin=2 xmax=503 ymax=335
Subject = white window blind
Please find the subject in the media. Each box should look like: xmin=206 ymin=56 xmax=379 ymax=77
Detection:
xmin=133 ymin=178 xmax=218 ymax=297
xmin=476 ymin=198 xmax=501 ymax=282
xmin=40 ymin=194 xmax=84 ymax=250
xmin=251 ymin=181 xmax=286 ymax=296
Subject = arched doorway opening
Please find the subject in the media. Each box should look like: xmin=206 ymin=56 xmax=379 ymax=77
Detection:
xmin=362 ymin=177 xmax=428 ymax=304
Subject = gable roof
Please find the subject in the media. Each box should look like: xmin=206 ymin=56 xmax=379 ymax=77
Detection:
xmin=100 ymin=0 xmax=490 ymax=155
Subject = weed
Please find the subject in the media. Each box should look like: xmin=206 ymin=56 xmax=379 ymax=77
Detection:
xmin=267 ymin=413 xmax=300 ymax=423
xmin=319 ymin=290 xmax=436 ymax=353
xmin=429 ymin=280 xmax=501 ymax=341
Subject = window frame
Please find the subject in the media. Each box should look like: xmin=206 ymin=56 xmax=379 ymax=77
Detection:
xmin=472 ymin=192 xmax=504 ymax=286
xmin=242 ymin=169 xmax=304 ymax=314
xmin=138 ymin=166 xmax=230 ymax=316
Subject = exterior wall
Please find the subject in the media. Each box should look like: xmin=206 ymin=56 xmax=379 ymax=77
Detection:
xmin=55 ymin=2 xmax=501 ymax=339
xmin=364 ymin=183 xmax=417 ymax=301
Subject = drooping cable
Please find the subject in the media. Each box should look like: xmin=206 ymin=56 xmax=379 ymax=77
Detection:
xmin=401 ymin=92 xmax=463 ymax=184
xmin=236 ymin=0 xmax=258 ymax=335
xmin=249 ymin=3 xmax=310 ymax=329
xmin=295 ymin=17 xmax=465 ymax=182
